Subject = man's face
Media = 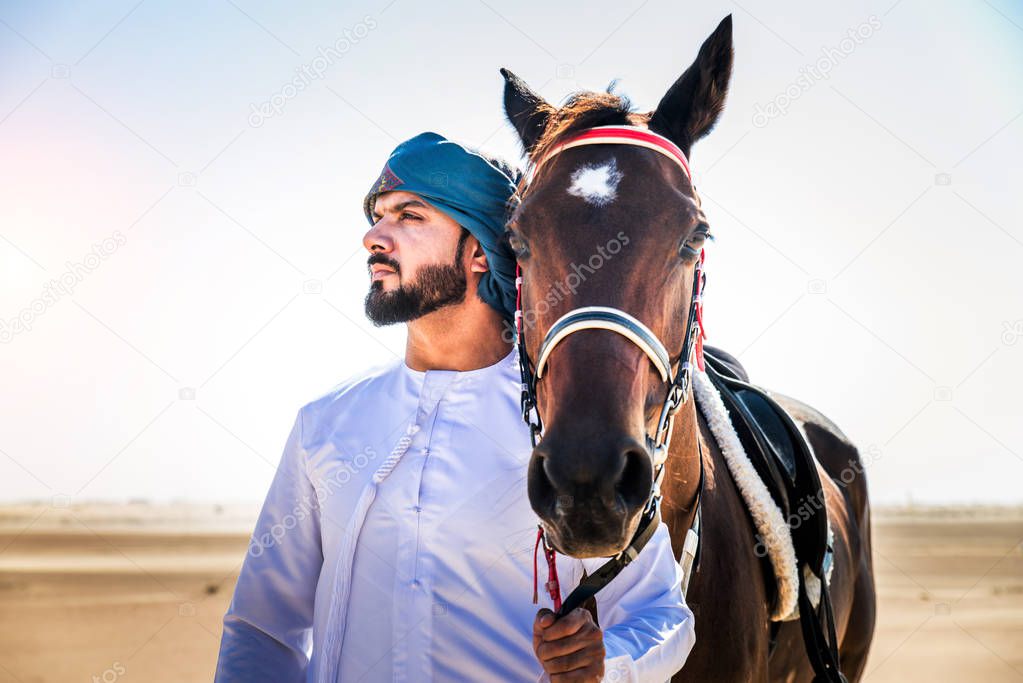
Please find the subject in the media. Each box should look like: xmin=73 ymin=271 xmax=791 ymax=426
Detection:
xmin=363 ymin=190 xmax=471 ymax=325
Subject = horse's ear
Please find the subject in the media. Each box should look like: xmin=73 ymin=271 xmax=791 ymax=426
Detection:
xmin=648 ymin=15 xmax=733 ymax=156
xmin=501 ymin=68 xmax=552 ymax=155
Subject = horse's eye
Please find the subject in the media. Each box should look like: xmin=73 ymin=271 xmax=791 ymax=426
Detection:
xmin=679 ymin=224 xmax=713 ymax=259
xmin=506 ymin=229 xmax=530 ymax=258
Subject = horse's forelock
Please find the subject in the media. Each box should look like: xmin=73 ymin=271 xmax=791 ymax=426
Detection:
xmin=518 ymin=91 xmax=649 ymax=195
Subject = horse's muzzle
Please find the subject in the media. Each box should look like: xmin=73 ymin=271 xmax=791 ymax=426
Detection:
xmin=526 ymin=435 xmax=652 ymax=558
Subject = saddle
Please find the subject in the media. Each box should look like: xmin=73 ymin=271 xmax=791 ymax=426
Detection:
xmin=700 ymin=346 xmax=845 ymax=683
xmin=701 ymin=347 xmax=830 ymax=575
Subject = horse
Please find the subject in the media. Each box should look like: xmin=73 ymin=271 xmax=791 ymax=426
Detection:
xmin=500 ymin=16 xmax=876 ymax=682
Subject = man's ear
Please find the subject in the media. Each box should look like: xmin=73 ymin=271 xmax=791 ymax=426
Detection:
xmin=469 ymin=240 xmax=489 ymax=273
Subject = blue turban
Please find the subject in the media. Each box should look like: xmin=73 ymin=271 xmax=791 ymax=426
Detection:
xmin=363 ymin=132 xmax=520 ymax=321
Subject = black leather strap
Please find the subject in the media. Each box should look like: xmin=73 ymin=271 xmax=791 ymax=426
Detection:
xmin=797 ymin=567 xmax=847 ymax=683
xmin=555 ymin=499 xmax=662 ymax=618
xmin=555 ymin=439 xmax=706 ymax=619
xmin=704 ymin=366 xmax=792 ymax=516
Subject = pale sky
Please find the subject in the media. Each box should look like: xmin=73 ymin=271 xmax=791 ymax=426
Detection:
xmin=1 ymin=0 xmax=1021 ymax=505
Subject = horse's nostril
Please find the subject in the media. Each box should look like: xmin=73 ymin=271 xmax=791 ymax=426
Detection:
xmin=527 ymin=452 xmax=558 ymax=517
xmin=616 ymin=445 xmax=653 ymax=509
xmin=539 ymin=459 xmax=578 ymax=512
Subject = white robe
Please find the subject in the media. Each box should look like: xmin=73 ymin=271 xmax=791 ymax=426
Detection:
xmin=215 ymin=347 xmax=695 ymax=682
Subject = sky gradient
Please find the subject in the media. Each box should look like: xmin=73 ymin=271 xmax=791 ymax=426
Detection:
xmin=1 ymin=0 xmax=1021 ymax=505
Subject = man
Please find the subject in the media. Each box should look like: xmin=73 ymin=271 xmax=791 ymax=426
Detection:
xmin=215 ymin=132 xmax=695 ymax=682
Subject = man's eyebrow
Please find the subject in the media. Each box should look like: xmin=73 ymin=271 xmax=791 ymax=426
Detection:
xmin=372 ymin=199 xmax=429 ymax=221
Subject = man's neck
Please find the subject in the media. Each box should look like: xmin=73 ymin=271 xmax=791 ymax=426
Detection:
xmin=404 ymin=303 xmax=512 ymax=372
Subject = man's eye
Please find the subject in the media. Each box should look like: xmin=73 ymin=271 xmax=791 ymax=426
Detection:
xmin=400 ymin=212 xmax=421 ymax=221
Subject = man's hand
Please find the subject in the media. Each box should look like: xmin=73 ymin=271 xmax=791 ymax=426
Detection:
xmin=532 ymin=608 xmax=605 ymax=682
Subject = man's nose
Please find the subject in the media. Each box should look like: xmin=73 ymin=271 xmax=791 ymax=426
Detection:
xmin=362 ymin=222 xmax=394 ymax=253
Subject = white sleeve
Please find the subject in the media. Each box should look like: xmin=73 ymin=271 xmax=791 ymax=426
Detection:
xmin=583 ymin=522 xmax=696 ymax=683
xmin=214 ymin=408 xmax=323 ymax=683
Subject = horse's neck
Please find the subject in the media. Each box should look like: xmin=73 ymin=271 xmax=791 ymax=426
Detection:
xmin=665 ymin=399 xmax=703 ymax=515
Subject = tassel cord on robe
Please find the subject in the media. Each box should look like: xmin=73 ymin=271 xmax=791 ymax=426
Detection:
xmin=319 ymin=421 xmax=421 ymax=683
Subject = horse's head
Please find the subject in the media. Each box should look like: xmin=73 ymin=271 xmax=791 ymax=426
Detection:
xmin=503 ymin=17 xmax=733 ymax=558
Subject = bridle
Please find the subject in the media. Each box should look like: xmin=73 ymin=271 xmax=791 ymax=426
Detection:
xmin=515 ymin=125 xmax=707 ymax=615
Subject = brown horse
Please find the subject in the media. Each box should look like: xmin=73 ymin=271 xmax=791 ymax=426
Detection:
xmin=501 ymin=16 xmax=875 ymax=682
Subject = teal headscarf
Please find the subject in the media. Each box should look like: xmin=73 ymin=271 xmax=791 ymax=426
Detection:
xmin=363 ymin=132 xmax=520 ymax=321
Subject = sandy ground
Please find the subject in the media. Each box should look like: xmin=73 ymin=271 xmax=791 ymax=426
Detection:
xmin=0 ymin=503 xmax=1020 ymax=682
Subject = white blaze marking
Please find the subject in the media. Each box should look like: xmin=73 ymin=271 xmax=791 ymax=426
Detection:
xmin=567 ymin=158 xmax=622 ymax=207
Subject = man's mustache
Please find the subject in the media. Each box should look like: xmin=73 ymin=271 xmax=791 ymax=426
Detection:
xmin=367 ymin=253 xmax=400 ymax=274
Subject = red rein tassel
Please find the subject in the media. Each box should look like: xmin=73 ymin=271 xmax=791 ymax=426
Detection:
xmin=532 ymin=525 xmax=562 ymax=612
xmin=532 ymin=526 xmax=541 ymax=604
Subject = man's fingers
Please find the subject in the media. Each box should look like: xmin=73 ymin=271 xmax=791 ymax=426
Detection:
xmin=535 ymin=628 xmax=595 ymax=662
xmin=546 ymin=646 xmax=605 ymax=679
xmin=533 ymin=608 xmax=556 ymax=636
xmin=538 ymin=638 xmax=604 ymax=669
xmin=539 ymin=607 xmax=590 ymax=641
xmin=533 ymin=609 xmax=603 ymax=682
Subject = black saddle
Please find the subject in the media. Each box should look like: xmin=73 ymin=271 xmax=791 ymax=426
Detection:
xmin=700 ymin=345 xmax=846 ymax=683
xmin=701 ymin=346 xmax=829 ymax=573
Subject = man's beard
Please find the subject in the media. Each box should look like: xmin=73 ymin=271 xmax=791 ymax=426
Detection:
xmin=364 ymin=231 xmax=470 ymax=326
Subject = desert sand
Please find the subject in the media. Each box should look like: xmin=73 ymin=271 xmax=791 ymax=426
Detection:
xmin=0 ymin=503 xmax=1020 ymax=682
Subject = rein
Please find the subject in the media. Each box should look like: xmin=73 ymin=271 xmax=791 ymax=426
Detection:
xmin=515 ymin=125 xmax=706 ymax=617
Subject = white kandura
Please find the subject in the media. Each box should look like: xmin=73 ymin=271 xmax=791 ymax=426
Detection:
xmin=214 ymin=346 xmax=696 ymax=683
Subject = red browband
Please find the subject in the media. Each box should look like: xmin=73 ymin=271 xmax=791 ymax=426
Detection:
xmin=533 ymin=125 xmax=692 ymax=181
